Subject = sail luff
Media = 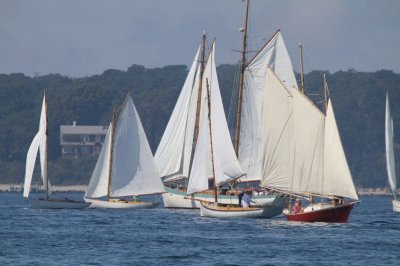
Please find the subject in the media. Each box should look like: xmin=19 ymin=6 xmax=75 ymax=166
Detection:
xmin=386 ymin=92 xmax=397 ymax=195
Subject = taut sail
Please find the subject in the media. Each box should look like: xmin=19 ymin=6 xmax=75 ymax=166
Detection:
xmin=187 ymin=43 xmax=243 ymax=195
xmin=23 ymin=95 xmax=52 ymax=198
xmin=239 ymin=31 xmax=298 ymax=181
xmin=260 ymin=68 xmax=358 ymax=201
xmin=86 ymin=95 xmax=165 ymax=198
xmin=386 ymin=92 xmax=397 ymax=196
xmin=154 ymin=46 xmax=201 ymax=182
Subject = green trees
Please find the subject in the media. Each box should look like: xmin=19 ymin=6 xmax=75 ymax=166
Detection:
xmin=0 ymin=66 xmax=398 ymax=187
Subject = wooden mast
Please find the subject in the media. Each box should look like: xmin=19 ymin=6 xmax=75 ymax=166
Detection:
xmin=194 ymin=31 xmax=207 ymax=145
xmin=234 ymin=0 xmax=250 ymax=156
xmin=107 ymin=110 xmax=116 ymax=201
xmin=205 ymin=78 xmax=218 ymax=203
xmin=323 ymin=74 xmax=329 ymax=114
xmin=299 ymin=43 xmax=305 ymax=93
xmin=44 ymin=91 xmax=49 ymax=200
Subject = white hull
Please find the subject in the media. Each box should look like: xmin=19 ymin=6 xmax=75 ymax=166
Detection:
xmin=85 ymin=197 xmax=159 ymax=209
xmin=200 ymin=202 xmax=274 ymax=218
xmin=29 ymin=198 xmax=90 ymax=209
xmin=162 ymin=187 xmax=287 ymax=212
xmin=393 ymin=199 xmax=400 ymax=212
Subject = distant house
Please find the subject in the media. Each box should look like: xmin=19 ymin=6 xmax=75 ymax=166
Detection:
xmin=60 ymin=121 xmax=108 ymax=158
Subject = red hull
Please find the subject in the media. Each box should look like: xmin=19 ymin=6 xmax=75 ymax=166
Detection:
xmin=284 ymin=202 xmax=356 ymax=223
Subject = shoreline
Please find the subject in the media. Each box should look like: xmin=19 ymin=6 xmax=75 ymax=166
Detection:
xmin=0 ymin=184 xmax=395 ymax=195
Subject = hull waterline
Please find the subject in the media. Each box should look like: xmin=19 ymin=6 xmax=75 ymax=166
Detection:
xmin=29 ymin=198 xmax=90 ymax=209
xmin=84 ymin=197 xmax=159 ymax=209
xmin=284 ymin=202 xmax=356 ymax=223
xmin=200 ymin=202 xmax=275 ymax=218
xmin=162 ymin=187 xmax=288 ymax=214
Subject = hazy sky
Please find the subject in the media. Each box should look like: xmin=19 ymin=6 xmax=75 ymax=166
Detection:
xmin=1 ymin=0 xmax=399 ymax=77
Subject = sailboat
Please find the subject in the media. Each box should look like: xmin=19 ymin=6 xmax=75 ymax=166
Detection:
xmin=155 ymin=32 xmax=279 ymax=209
xmin=258 ymin=67 xmax=358 ymax=222
xmin=84 ymin=94 xmax=165 ymax=208
xmin=23 ymin=94 xmax=90 ymax=209
xmin=183 ymin=42 xmax=269 ymax=218
xmin=385 ymin=92 xmax=400 ymax=212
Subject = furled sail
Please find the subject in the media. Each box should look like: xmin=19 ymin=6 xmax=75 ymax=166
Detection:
xmin=110 ymin=96 xmax=165 ymax=197
xmin=23 ymin=95 xmax=52 ymax=198
xmin=239 ymin=31 xmax=298 ymax=181
xmin=85 ymin=123 xmax=113 ymax=198
xmin=187 ymin=43 xmax=243 ymax=194
xmin=154 ymin=47 xmax=201 ymax=182
xmin=386 ymin=93 xmax=397 ymax=195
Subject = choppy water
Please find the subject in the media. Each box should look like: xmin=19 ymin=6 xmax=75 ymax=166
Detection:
xmin=0 ymin=193 xmax=399 ymax=265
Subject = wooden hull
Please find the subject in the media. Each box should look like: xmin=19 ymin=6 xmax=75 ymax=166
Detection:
xmin=284 ymin=202 xmax=356 ymax=223
xmin=84 ymin=197 xmax=159 ymax=209
xmin=200 ymin=202 xmax=273 ymax=218
xmin=393 ymin=199 xmax=400 ymax=212
xmin=162 ymin=187 xmax=287 ymax=213
xmin=29 ymin=198 xmax=90 ymax=209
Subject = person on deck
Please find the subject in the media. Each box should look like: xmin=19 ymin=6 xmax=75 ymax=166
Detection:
xmin=238 ymin=190 xmax=244 ymax=207
xmin=241 ymin=192 xmax=255 ymax=208
xmin=293 ymin=198 xmax=304 ymax=214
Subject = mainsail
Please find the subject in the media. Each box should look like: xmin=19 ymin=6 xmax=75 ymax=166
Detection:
xmin=23 ymin=95 xmax=52 ymax=198
xmin=260 ymin=68 xmax=358 ymax=200
xmin=239 ymin=31 xmax=298 ymax=181
xmin=154 ymin=46 xmax=201 ymax=182
xmin=86 ymin=95 xmax=165 ymax=198
xmin=187 ymin=43 xmax=243 ymax=194
xmin=386 ymin=92 xmax=397 ymax=195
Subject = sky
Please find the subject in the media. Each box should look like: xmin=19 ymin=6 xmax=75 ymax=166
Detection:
xmin=0 ymin=0 xmax=399 ymax=77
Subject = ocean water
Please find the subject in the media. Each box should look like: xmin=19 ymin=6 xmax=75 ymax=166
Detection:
xmin=0 ymin=193 xmax=399 ymax=265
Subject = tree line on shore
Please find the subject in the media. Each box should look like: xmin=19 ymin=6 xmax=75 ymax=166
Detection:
xmin=0 ymin=64 xmax=399 ymax=188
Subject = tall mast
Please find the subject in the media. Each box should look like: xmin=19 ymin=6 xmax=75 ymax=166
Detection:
xmin=234 ymin=0 xmax=250 ymax=156
xmin=44 ymin=92 xmax=49 ymax=200
xmin=299 ymin=43 xmax=305 ymax=93
xmin=205 ymin=78 xmax=218 ymax=203
xmin=194 ymin=31 xmax=207 ymax=145
xmin=107 ymin=110 xmax=116 ymax=200
xmin=323 ymin=74 xmax=329 ymax=114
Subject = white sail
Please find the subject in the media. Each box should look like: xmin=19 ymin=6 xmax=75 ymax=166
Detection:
xmin=85 ymin=123 xmax=113 ymax=198
xmin=154 ymin=47 xmax=201 ymax=182
xmin=323 ymin=99 xmax=358 ymax=200
xmin=239 ymin=31 xmax=298 ymax=181
xmin=386 ymin=93 xmax=397 ymax=194
xmin=260 ymin=68 xmax=293 ymax=190
xmin=188 ymin=43 xmax=243 ymax=194
xmin=23 ymin=95 xmax=51 ymax=198
xmin=290 ymin=88 xmax=325 ymax=196
xmin=110 ymin=96 xmax=165 ymax=197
